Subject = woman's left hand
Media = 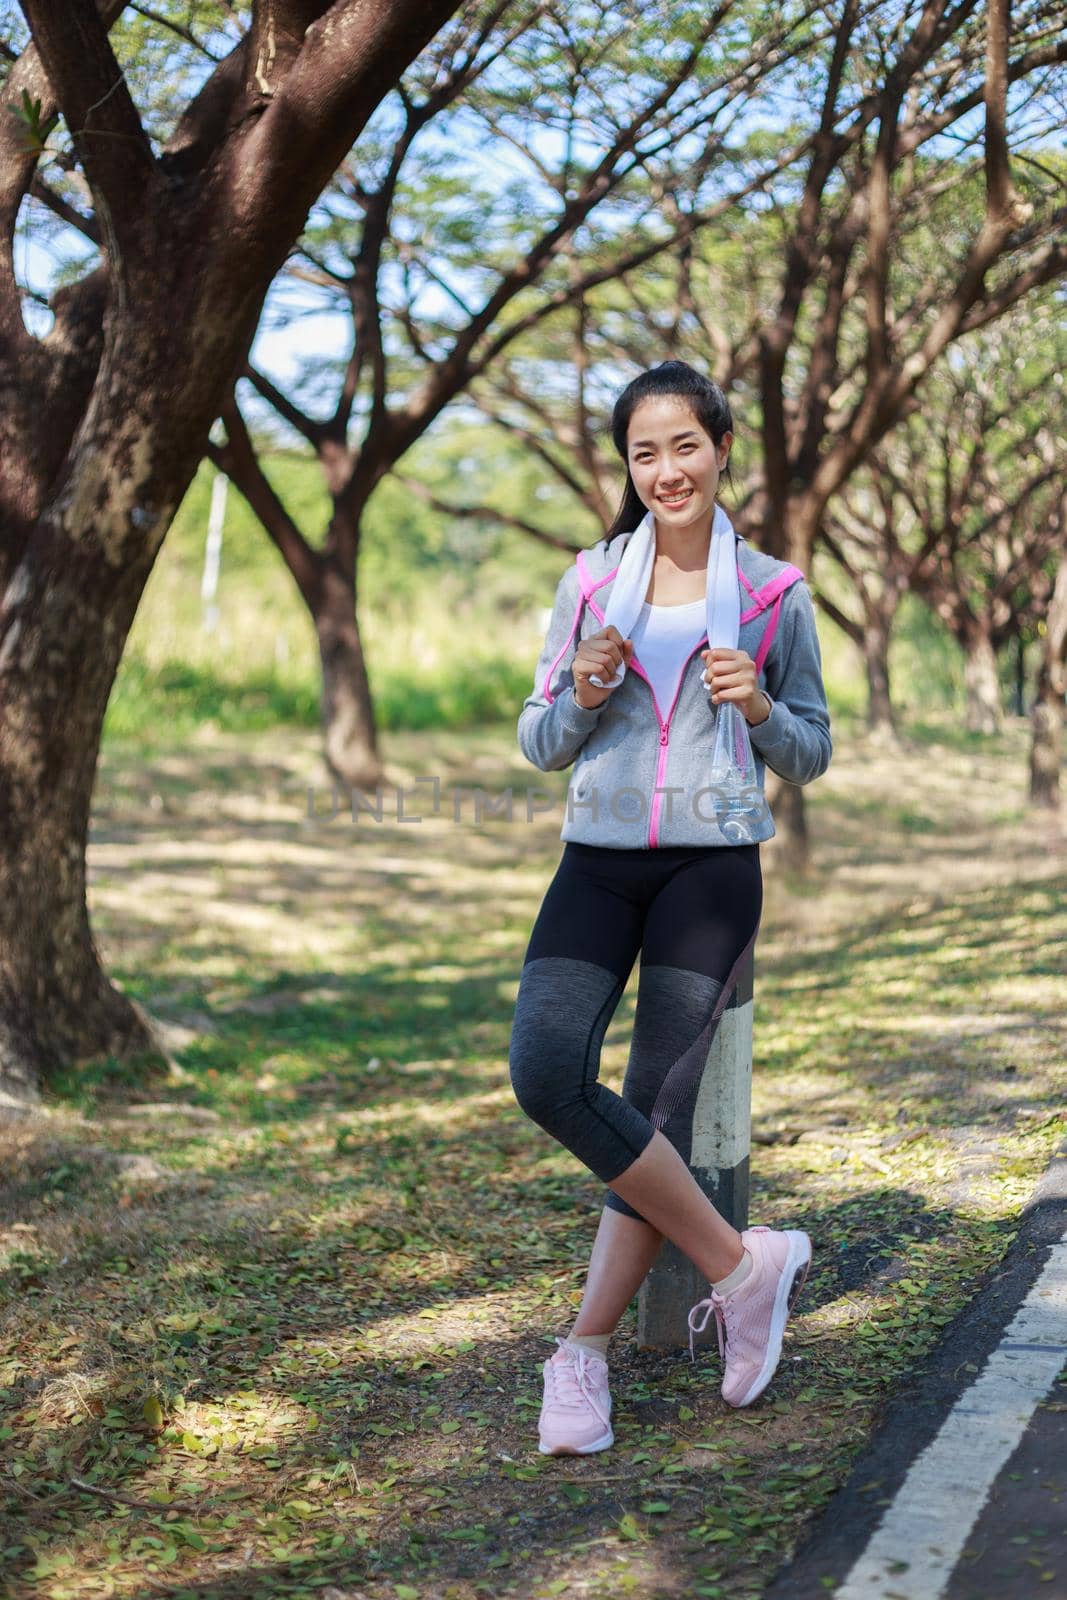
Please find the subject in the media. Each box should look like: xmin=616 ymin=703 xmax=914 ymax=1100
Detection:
xmin=701 ymin=647 xmax=769 ymax=725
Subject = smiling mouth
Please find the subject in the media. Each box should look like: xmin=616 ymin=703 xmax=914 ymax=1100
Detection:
xmin=659 ymin=488 xmax=694 ymax=506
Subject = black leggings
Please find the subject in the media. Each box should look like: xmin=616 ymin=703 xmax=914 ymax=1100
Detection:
xmin=508 ymin=841 xmax=762 ymax=1222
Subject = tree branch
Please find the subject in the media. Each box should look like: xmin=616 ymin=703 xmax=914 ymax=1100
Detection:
xmin=128 ymin=3 xmax=224 ymax=60
xmin=393 ymin=112 xmax=832 ymax=457
xmin=160 ymin=33 xmax=250 ymax=177
xmin=0 ymin=0 xmax=124 ymax=351
xmin=477 ymin=402 xmax=598 ymax=508
xmin=240 ymin=0 xmax=463 ymax=234
xmin=391 ymin=476 xmax=583 ymax=554
xmin=335 ymin=4 xmax=546 ymax=443
xmin=953 ymin=228 xmax=1067 ymax=341
xmin=28 ymin=174 xmax=101 ymax=245
xmin=811 ymin=587 xmax=863 ymax=642
xmin=209 ymin=400 xmax=322 ymax=607
xmin=241 ymin=362 xmax=326 ymax=449
xmin=20 ymin=0 xmax=160 ymax=269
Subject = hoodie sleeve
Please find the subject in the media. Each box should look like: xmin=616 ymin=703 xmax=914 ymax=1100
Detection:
xmin=746 ymin=578 xmax=832 ymax=785
xmin=518 ymin=563 xmax=607 ymax=772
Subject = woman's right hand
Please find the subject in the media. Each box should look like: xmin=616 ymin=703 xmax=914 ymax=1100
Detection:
xmin=572 ymin=627 xmax=634 ymax=709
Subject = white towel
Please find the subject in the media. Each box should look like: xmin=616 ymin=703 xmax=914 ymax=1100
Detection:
xmin=589 ymin=502 xmax=740 ymax=689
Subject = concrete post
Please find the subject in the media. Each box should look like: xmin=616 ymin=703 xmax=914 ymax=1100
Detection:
xmin=636 ymin=946 xmax=754 ymax=1351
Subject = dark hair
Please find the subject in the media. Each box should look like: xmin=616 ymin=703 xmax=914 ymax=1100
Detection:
xmin=604 ymin=360 xmax=735 ymax=542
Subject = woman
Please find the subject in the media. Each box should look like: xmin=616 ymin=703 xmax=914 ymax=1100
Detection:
xmin=509 ymin=360 xmax=832 ymax=1456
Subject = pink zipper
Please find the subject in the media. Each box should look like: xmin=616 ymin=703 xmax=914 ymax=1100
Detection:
xmin=578 ymin=550 xmax=796 ymax=845
xmin=586 ymin=589 xmax=708 ymax=848
xmin=638 ymin=639 xmax=709 ymax=847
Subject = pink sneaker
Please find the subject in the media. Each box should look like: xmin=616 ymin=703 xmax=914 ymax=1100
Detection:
xmin=687 ymin=1225 xmax=812 ymax=1407
xmin=537 ymin=1337 xmax=614 ymax=1455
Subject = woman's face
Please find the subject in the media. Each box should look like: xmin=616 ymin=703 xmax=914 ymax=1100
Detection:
xmin=626 ymin=396 xmax=731 ymax=535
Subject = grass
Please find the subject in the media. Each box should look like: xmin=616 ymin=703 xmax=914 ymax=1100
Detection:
xmin=102 ymin=452 xmax=562 ymax=748
xmin=1 ymin=711 xmax=1064 ymax=1600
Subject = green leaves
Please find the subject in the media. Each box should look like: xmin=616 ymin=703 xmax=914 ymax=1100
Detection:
xmin=173 ymin=1523 xmax=207 ymax=1550
xmin=6 ymin=89 xmax=59 ymax=156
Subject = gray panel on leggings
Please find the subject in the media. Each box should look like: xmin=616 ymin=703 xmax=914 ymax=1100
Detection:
xmin=509 ymin=955 xmax=654 ymax=1181
xmin=622 ymin=964 xmax=726 ymax=1131
xmin=606 ymin=963 xmax=724 ymax=1222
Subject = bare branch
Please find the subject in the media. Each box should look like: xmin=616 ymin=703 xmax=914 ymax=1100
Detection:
xmin=280 ymin=260 xmax=349 ymax=298
xmin=954 ymin=226 xmax=1067 ymax=339
xmin=241 ymin=362 xmax=326 ymax=448
xmin=128 ymin=3 xmax=224 ymax=60
xmin=335 ymin=5 xmax=548 ymax=442
xmin=397 ymin=253 xmax=475 ymax=322
xmin=897 ymin=34 xmax=1067 ymax=162
xmin=209 ymin=399 xmax=322 ymax=607
xmin=806 ymin=7 xmax=1062 ymax=514
xmin=394 ymin=111 xmax=836 ymax=455
xmin=27 ymin=175 xmax=101 ymax=245
xmin=476 ymin=401 xmax=597 ymax=508
xmin=391 ymin=475 xmax=583 ymax=554
xmin=289 ymin=243 xmax=353 ymax=289
xmin=759 ymin=0 xmax=864 ymax=514
xmin=984 ymin=0 xmax=1020 ymax=220
xmin=243 ymin=1 xmax=469 ymax=226
xmin=389 ymin=265 xmax=435 ymax=366
xmin=811 ymin=586 xmax=864 ymax=642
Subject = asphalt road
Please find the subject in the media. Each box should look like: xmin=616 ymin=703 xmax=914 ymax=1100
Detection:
xmin=764 ymin=1138 xmax=1067 ymax=1600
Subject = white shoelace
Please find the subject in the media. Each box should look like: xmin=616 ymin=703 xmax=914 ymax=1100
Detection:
xmin=544 ymin=1336 xmax=611 ymax=1423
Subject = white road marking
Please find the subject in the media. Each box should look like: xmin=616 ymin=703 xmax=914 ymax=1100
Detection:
xmin=833 ymin=1231 xmax=1067 ymax=1600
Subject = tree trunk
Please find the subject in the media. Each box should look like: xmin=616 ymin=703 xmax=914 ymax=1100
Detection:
xmin=0 ymin=841 xmax=165 ymax=1110
xmin=751 ymin=508 xmax=823 ymax=872
xmin=316 ymin=559 xmax=384 ymax=791
xmin=0 ymin=418 xmax=182 ymax=1105
xmin=0 ymin=0 xmax=460 ymax=1104
xmin=962 ymin=627 xmax=1004 ymax=733
xmin=1029 ymin=554 xmax=1067 ymax=809
xmin=210 ymin=413 xmax=387 ymax=791
xmin=1013 ymin=630 xmax=1026 ymax=717
xmin=1030 ymin=692 xmax=1063 ymax=810
xmin=863 ymin=611 xmax=897 ymax=737
xmin=766 ymin=777 xmax=809 ymax=875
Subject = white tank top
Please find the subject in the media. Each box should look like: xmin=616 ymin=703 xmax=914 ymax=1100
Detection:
xmin=629 ymin=597 xmax=708 ymax=717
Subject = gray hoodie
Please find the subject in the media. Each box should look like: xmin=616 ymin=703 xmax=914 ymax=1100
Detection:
xmin=517 ymin=526 xmax=832 ymax=848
